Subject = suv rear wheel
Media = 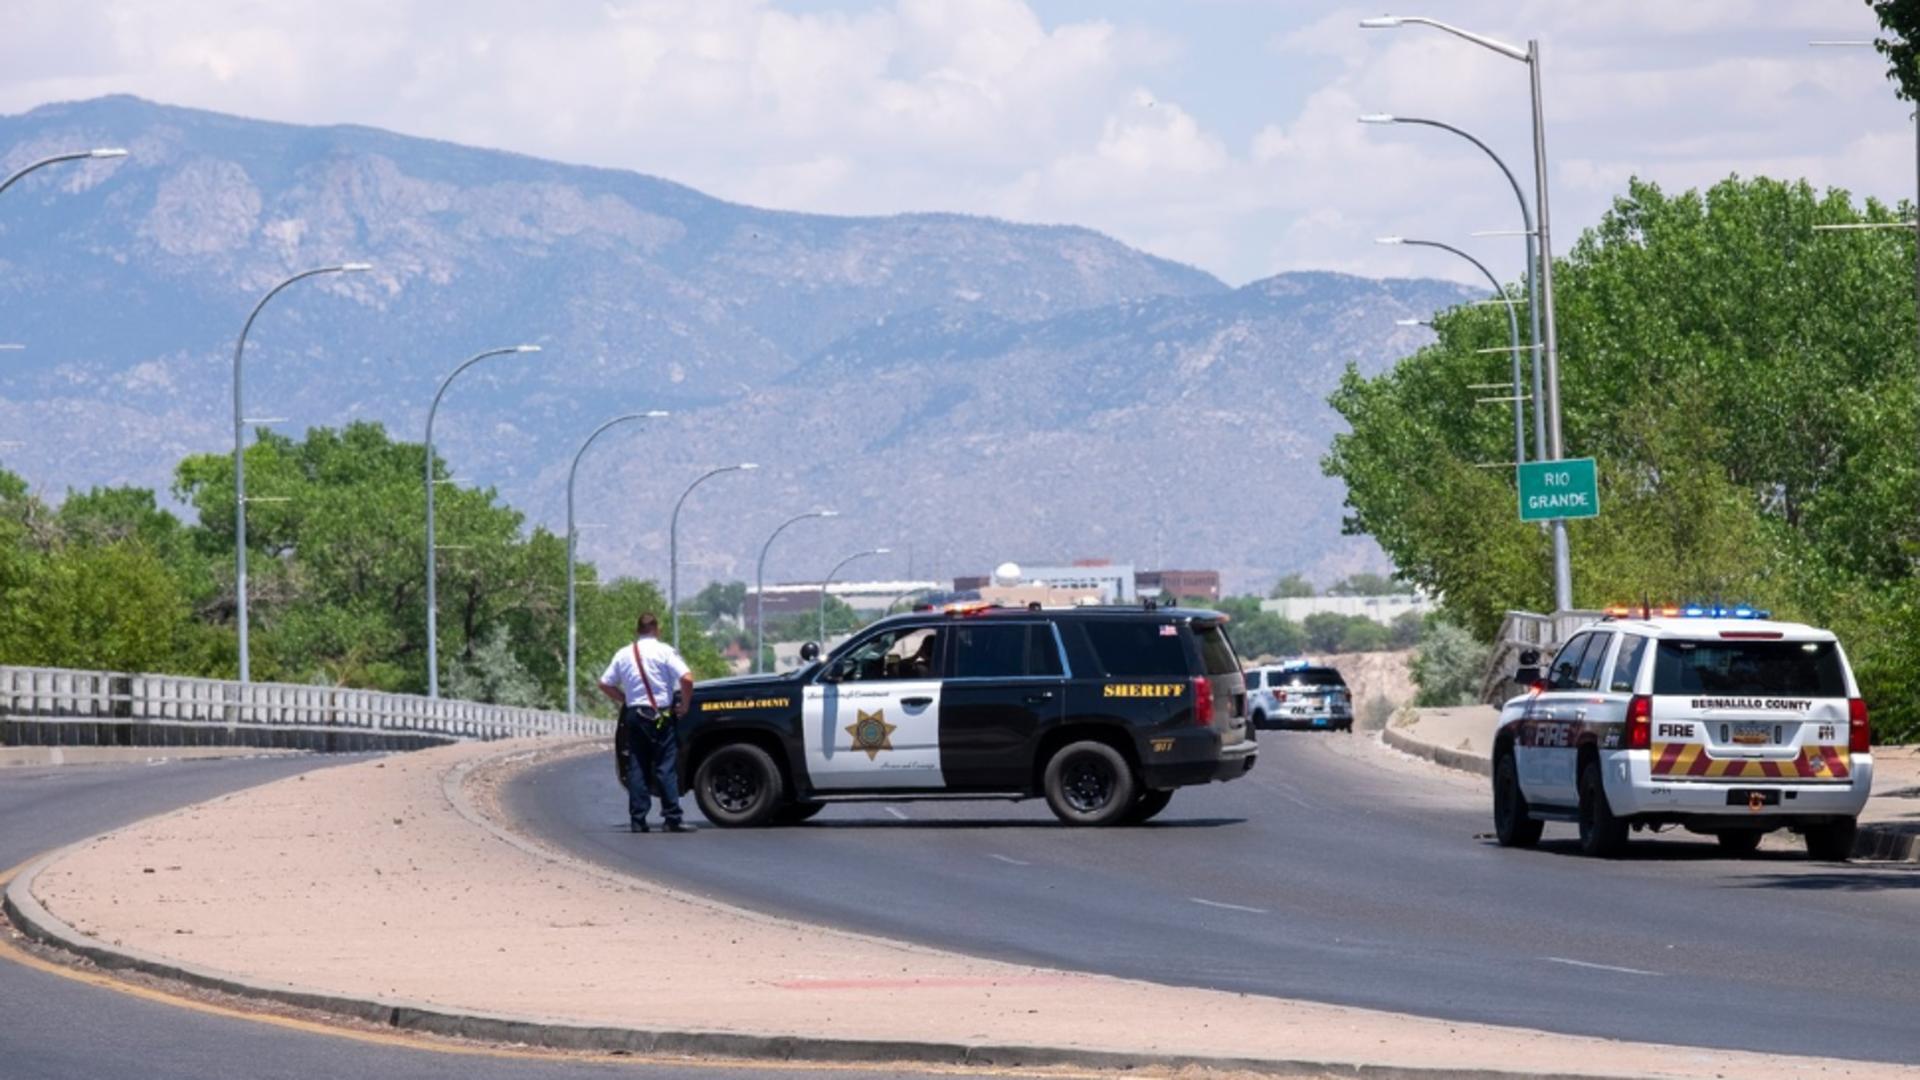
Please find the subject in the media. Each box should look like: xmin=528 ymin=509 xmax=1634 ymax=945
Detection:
xmin=693 ymin=742 xmax=784 ymax=828
xmin=1492 ymin=751 xmax=1542 ymax=848
xmin=1804 ymin=818 xmax=1857 ymax=861
xmin=1043 ymin=740 xmax=1137 ymax=826
xmin=1577 ymin=760 xmax=1629 ymax=858
xmin=1121 ymin=788 xmax=1173 ymax=825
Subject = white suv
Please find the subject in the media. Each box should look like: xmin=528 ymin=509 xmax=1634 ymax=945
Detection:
xmin=1491 ymin=610 xmax=1872 ymax=859
xmin=1246 ymin=662 xmax=1352 ymax=731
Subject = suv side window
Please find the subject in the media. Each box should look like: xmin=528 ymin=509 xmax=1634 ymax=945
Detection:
xmin=1609 ymin=635 xmax=1649 ymax=693
xmin=1246 ymin=671 xmax=1263 ymax=690
xmin=830 ymin=625 xmax=942 ymax=682
xmin=1547 ymin=634 xmax=1590 ymax=691
xmin=951 ymin=623 xmax=1063 ymax=679
xmin=1077 ymin=621 xmax=1189 ymax=678
xmin=1574 ymin=632 xmax=1613 ymax=690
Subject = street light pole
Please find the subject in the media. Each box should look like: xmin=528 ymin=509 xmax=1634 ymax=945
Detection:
xmin=1359 ymin=114 xmax=1544 ymax=458
xmin=819 ymin=547 xmax=891 ymax=646
xmin=424 ymin=344 xmax=541 ymax=699
xmin=1377 ymin=237 xmax=1526 ymax=467
xmin=669 ymin=463 xmax=759 ymax=650
xmin=565 ymin=411 xmax=669 ymax=716
xmin=754 ymin=510 xmax=838 ymax=674
xmin=232 ymin=262 xmax=371 ymax=683
xmin=0 ymin=148 xmax=128 ymax=199
xmin=1361 ymin=15 xmax=1573 ymax=611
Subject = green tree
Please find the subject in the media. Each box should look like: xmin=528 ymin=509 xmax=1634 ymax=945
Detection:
xmin=1 ymin=541 xmax=189 ymax=672
xmin=1388 ymin=610 xmax=1424 ymax=650
xmin=1868 ymin=1 xmax=1920 ymax=100
xmin=1325 ymin=175 xmax=1920 ymax=738
xmin=1268 ymin=573 xmax=1315 ymax=599
xmin=1411 ymin=621 xmax=1491 ymax=708
xmin=1327 ymin=572 xmax=1397 ymax=596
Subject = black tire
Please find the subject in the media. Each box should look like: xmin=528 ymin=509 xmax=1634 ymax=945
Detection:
xmin=1804 ymin=818 xmax=1858 ymax=861
xmin=693 ymin=742 xmax=784 ymax=828
xmin=1717 ymin=830 xmax=1764 ymax=856
xmin=774 ymin=800 xmax=827 ymax=825
xmin=1577 ymin=760 xmax=1629 ymax=858
xmin=1492 ymin=751 xmax=1543 ymax=848
xmin=1121 ymin=788 xmax=1174 ymax=825
xmin=1043 ymin=740 xmax=1138 ymax=826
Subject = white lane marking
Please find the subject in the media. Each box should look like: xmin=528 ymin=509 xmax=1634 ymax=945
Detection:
xmin=988 ymin=853 xmax=1030 ymax=866
xmin=883 ymin=806 xmax=909 ymax=820
xmin=1188 ymin=897 xmax=1270 ymax=915
xmin=1543 ymin=956 xmax=1663 ymax=977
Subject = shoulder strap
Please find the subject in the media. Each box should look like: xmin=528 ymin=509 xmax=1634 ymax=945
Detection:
xmin=632 ymin=641 xmax=661 ymax=710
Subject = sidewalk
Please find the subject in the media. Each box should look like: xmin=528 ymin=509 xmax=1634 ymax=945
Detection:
xmin=6 ymin=739 xmax=1915 ymax=1079
xmin=1383 ymin=706 xmax=1920 ymax=860
xmin=0 ymin=745 xmax=308 ymax=768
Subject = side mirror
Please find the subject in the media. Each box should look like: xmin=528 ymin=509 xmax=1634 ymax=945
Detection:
xmin=799 ymin=641 xmax=821 ymax=662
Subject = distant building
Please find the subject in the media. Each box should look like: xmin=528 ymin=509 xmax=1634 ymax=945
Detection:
xmin=744 ymin=580 xmax=941 ymax=630
xmin=1260 ymin=593 xmax=1433 ymax=626
xmin=1136 ymin=569 xmax=1220 ymax=601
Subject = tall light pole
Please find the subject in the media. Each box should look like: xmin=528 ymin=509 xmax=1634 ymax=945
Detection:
xmin=1359 ymin=114 xmax=1544 ymax=458
xmin=232 ymin=262 xmax=371 ymax=683
xmin=1377 ymin=237 xmax=1526 ymax=468
xmin=819 ymin=547 xmax=890 ymax=646
xmin=424 ymin=344 xmax=542 ymax=699
xmin=0 ymin=148 xmax=127 ymax=199
xmin=755 ymin=510 xmax=838 ymax=674
xmin=1361 ymin=14 xmax=1572 ymax=611
xmin=565 ymin=410 xmax=670 ymax=716
xmin=669 ymin=463 xmax=759 ymax=649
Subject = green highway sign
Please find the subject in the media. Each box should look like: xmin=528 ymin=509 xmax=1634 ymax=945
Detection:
xmin=1517 ymin=457 xmax=1599 ymax=522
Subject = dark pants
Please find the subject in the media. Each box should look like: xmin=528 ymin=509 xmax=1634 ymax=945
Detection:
xmin=622 ymin=706 xmax=682 ymax=826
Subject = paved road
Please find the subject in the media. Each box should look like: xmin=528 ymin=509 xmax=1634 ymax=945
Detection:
xmin=0 ymin=757 xmax=1012 ymax=1080
xmin=510 ymin=732 xmax=1920 ymax=1066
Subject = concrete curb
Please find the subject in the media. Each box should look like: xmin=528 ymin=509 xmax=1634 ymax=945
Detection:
xmin=1382 ymin=724 xmax=1491 ymax=778
xmin=1379 ymin=720 xmax=1919 ymax=863
xmin=0 ymin=745 xmax=1633 ymax=1080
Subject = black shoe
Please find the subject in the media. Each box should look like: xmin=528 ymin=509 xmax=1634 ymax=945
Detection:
xmin=630 ymin=821 xmax=650 ymax=833
xmin=663 ymin=821 xmax=695 ymax=833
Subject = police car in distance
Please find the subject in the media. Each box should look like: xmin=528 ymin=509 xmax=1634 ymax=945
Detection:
xmin=1246 ymin=660 xmax=1352 ymax=731
xmin=1492 ymin=604 xmax=1872 ymax=860
xmin=678 ymin=602 xmax=1256 ymax=827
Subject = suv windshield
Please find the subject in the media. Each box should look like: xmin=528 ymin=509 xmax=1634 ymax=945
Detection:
xmin=1280 ymin=668 xmax=1346 ymax=688
xmin=1651 ymin=639 xmax=1847 ymax=697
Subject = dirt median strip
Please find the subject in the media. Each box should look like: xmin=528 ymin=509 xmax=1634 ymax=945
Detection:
xmin=9 ymin=738 xmax=1914 ymax=1079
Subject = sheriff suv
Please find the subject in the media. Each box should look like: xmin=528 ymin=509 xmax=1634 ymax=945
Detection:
xmin=1491 ymin=608 xmax=1873 ymax=860
xmin=678 ymin=603 xmax=1256 ymax=827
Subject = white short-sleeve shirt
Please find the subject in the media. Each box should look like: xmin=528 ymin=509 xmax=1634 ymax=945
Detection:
xmin=600 ymin=636 xmax=692 ymax=709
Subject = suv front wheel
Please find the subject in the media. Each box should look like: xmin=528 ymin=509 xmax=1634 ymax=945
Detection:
xmin=1043 ymin=740 xmax=1138 ymax=826
xmin=693 ymin=742 xmax=784 ymax=828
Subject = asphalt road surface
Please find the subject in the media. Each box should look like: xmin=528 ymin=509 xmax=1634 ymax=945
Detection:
xmin=0 ymin=756 xmax=1011 ymax=1080
xmin=510 ymin=731 xmax=1920 ymax=1066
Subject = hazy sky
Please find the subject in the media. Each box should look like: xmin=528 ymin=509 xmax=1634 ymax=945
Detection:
xmin=2 ymin=1 xmax=1908 ymax=287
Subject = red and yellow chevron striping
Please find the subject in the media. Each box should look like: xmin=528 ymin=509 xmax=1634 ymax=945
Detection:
xmin=1649 ymin=741 xmax=1851 ymax=781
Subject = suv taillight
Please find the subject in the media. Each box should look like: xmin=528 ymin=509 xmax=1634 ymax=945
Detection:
xmin=1276 ymin=690 xmax=1288 ymax=703
xmin=1849 ymin=698 xmax=1871 ymax=753
xmin=1192 ymin=676 xmax=1214 ymax=727
xmin=1625 ymin=694 xmax=1651 ymax=750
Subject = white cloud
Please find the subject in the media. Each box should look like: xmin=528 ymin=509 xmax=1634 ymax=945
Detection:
xmin=0 ymin=1 xmax=1911 ymax=287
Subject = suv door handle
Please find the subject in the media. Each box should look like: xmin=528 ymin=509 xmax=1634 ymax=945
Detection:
xmin=901 ymin=696 xmax=933 ymax=707
xmin=1024 ymin=691 xmax=1055 ymax=704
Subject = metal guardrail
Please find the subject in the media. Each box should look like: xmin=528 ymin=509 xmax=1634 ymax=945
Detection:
xmin=0 ymin=665 xmax=606 ymax=749
xmin=1477 ymin=609 xmax=1603 ymax=705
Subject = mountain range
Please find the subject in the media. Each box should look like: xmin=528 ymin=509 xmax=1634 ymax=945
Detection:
xmin=0 ymin=96 xmax=1470 ymax=594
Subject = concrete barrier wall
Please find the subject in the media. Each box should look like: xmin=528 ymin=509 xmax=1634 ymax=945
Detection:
xmin=0 ymin=665 xmax=606 ymax=752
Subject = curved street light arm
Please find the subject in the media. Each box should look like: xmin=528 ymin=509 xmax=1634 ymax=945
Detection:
xmin=0 ymin=149 xmax=126 ymax=199
xmin=755 ymin=510 xmax=837 ymax=674
xmin=563 ymin=410 xmax=668 ymax=715
xmin=669 ymin=462 xmax=758 ymax=649
xmin=1394 ymin=239 xmax=1527 ymax=471
xmin=1362 ymin=15 xmax=1528 ymax=62
xmin=818 ymin=547 xmax=890 ymax=646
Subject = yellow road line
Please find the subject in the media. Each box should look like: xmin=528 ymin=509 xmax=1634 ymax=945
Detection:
xmin=0 ymin=856 xmax=1097 ymax=1077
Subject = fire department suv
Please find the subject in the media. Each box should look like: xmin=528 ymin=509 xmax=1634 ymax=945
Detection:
xmin=1492 ymin=609 xmax=1872 ymax=859
xmin=676 ymin=603 xmax=1256 ymax=827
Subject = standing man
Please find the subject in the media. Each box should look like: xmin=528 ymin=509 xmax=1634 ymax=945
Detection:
xmin=598 ymin=611 xmax=697 ymax=833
